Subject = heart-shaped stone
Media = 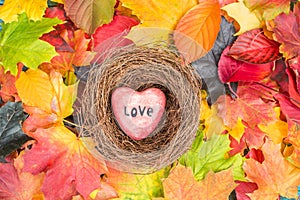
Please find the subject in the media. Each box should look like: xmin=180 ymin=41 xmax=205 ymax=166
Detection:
xmin=111 ymin=87 xmax=166 ymax=140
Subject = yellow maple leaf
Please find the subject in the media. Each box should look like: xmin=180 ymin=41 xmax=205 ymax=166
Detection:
xmin=221 ymin=0 xmax=262 ymax=35
xmin=122 ymin=0 xmax=197 ymax=43
xmin=15 ymin=69 xmax=77 ymax=131
xmin=0 ymin=0 xmax=48 ymax=22
xmin=200 ymin=91 xmax=225 ymax=139
xmin=258 ymin=107 xmax=288 ymax=144
xmin=227 ymin=117 xmax=245 ymax=141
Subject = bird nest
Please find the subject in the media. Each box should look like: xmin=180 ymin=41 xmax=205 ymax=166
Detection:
xmin=78 ymin=44 xmax=201 ymax=174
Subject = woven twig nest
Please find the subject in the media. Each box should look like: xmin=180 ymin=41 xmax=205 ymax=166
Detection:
xmin=78 ymin=44 xmax=201 ymax=174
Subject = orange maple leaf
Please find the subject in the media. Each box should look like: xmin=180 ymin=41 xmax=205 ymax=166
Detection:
xmin=163 ymin=164 xmax=236 ymax=200
xmin=243 ymin=139 xmax=300 ymax=199
xmin=40 ymin=29 xmax=95 ymax=76
xmin=0 ymin=153 xmax=44 ymax=200
xmin=22 ymin=126 xmax=114 ymax=200
xmin=0 ymin=64 xmax=22 ymax=103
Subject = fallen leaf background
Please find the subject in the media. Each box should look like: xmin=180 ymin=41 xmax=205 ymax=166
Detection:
xmin=0 ymin=0 xmax=300 ymax=199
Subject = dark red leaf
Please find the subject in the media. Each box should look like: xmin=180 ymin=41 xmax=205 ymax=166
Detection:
xmin=218 ymin=46 xmax=273 ymax=83
xmin=286 ymin=67 xmax=300 ymax=107
xmin=235 ymin=181 xmax=258 ymax=200
xmin=228 ymin=29 xmax=281 ymax=64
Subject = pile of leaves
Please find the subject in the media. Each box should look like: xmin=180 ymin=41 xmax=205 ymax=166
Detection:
xmin=0 ymin=0 xmax=299 ymax=199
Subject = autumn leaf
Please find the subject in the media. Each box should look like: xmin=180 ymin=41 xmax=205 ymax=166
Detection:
xmin=0 ymin=154 xmax=44 ymax=200
xmin=258 ymin=107 xmax=288 ymax=144
xmin=222 ymin=1 xmax=262 ymax=35
xmin=15 ymin=69 xmax=77 ymax=132
xmin=275 ymin=94 xmax=300 ymax=124
xmin=121 ymin=0 xmax=196 ymax=30
xmin=174 ymin=0 xmax=221 ymax=62
xmin=218 ymin=46 xmax=273 ymax=83
xmin=243 ymin=139 xmax=300 ymax=199
xmin=227 ymin=117 xmax=245 ymax=141
xmin=0 ymin=64 xmax=21 ymax=102
xmin=107 ymin=167 xmax=169 ymax=199
xmin=272 ymin=3 xmax=300 ymax=59
xmin=122 ymin=0 xmax=197 ymax=42
xmin=43 ymin=29 xmax=95 ymax=75
xmin=284 ymin=121 xmax=300 ymax=168
xmin=22 ymin=126 xmax=112 ymax=200
xmin=90 ymin=15 xmax=138 ymax=50
xmin=163 ymin=164 xmax=236 ymax=200
xmin=0 ymin=102 xmax=31 ymax=162
xmin=215 ymin=82 xmax=277 ymax=128
xmin=243 ymin=0 xmax=290 ymax=20
xmin=235 ymin=181 xmax=258 ymax=200
xmin=0 ymin=0 xmax=48 ymax=22
xmin=41 ymin=4 xmax=78 ymax=52
xmin=179 ymin=132 xmax=244 ymax=181
xmin=228 ymin=28 xmax=281 ymax=64
xmin=0 ymin=13 xmax=61 ymax=75
xmin=64 ymin=0 xmax=116 ymax=34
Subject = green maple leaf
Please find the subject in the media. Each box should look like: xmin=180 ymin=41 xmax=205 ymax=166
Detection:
xmin=179 ymin=131 xmax=245 ymax=181
xmin=0 ymin=13 xmax=61 ymax=75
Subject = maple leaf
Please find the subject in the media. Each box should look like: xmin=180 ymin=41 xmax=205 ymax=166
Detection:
xmin=243 ymin=139 xmax=300 ymax=199
xmin=179 ymin=132 xmax=244 ymax=181
xmin=22 ymin=126 xmax=112 ymax=199
xmin=163 ymin=164 xmax=237 ymax=200
xmin=218 ymin=46 xmax=273 ymax=83
xmin=0 ymin=154 xmax=44 ymax=200
xmin=0 ymin=13 xmax=61 ymax=75
xmin=243 ymin=0 xmax=290 ymax=20
xmin=122 ymin=0 xmax=197 ymax=42
xmin=284 ymin=121 xmax=300 ymax=168
xmin=222 ymin=0 xmax=262 ymax=35
xmin=41 ymin=4 xmax=78 ymax=52
xmin=0 ymin=64 xmax=21 ymax=102
xmin=106 ymin=167 xmax=169 ymax=199
xmin=228 ymin=28 xmax=281 ymax=64
xmin=0 ymin=0 xmax=48 ymax=22
xmin=174 ymin=0 xmax=221 ymax=62
xmin=215 ymin=81 xmax=277 ymax=128
xmin=258 ymin=107 xmax=288 ymax=144
xmin=43 ymin=29 xmax=95 ymax=75
xmin=272 ymin=3 xmax=300 ymax=59
xmin=235 ymin=181 xmax=258 ymax=200
xmin=15 ymin=69 xmax=77 ymax=132
xmin=64 ymin=0 xmax=116 ymax=34
xmin=0 ymin=102 xmax=31 ymax=162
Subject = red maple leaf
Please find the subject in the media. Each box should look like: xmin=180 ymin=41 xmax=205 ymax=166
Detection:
xmin=216 ymin=81 xmax=277 ymax=128
xmin=0 ymin=154 xmax=44 ymax=200
xmin=22 ymin=126 xmax=115 ymax=200
xmin=272 ymin=3 xmax=300 ymax=59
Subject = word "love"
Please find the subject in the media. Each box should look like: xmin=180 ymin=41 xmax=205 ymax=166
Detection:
xmin=124 ymin=106 xmax=153 ymax=117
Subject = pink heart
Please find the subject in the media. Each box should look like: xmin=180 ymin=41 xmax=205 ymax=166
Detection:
xmin=111 ymin=87 xmax=166 ymax=140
